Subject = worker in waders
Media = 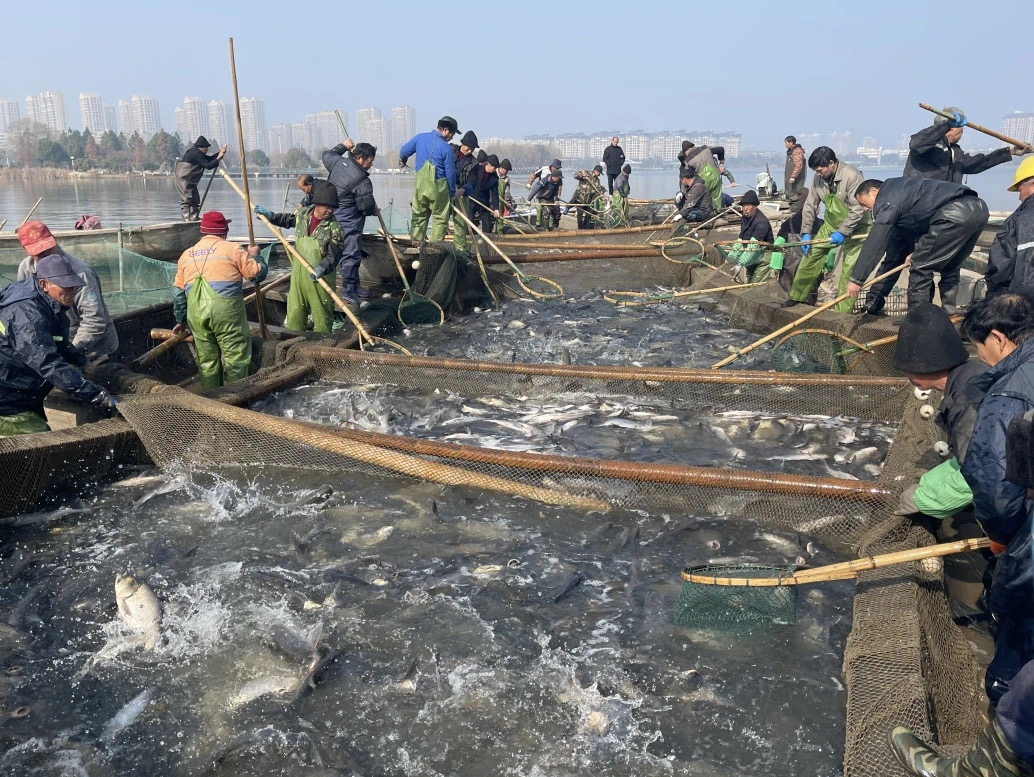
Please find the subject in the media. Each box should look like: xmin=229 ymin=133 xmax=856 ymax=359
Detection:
xmin=782 ymin=146 xmax=869 ymax=312
xmin=172 ymin=211 xmax=267 ymax=389
xmin=496 ymin=159 xmax=515 ymax=233
xmin=399 ymin=117 xmax=458 ymax=244
xmin=684 ymin=143 xmax=734 ymax=212
xmin=449 ymin=130 xmax=479 ymax=252
xmin=611 ymin=165 xmax=632 ymax=221
xmin=256 ymin=181 xmax=344 ymax=330
xmin=175 ymin=136 xmax=227 ymax=222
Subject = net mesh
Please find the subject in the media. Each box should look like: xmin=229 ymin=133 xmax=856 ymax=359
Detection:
xmin=674 ymin=565 xmax=799 ymax=628
xmin=0 ymin=235 xmax=178 ymax=314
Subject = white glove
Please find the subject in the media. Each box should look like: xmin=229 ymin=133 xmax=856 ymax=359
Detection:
xmin=672 ymin=213 xmax=683 ymax=222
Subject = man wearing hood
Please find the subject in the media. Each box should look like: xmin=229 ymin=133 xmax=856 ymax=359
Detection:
xmin=175 ymin=136 xmax=227 ymax=221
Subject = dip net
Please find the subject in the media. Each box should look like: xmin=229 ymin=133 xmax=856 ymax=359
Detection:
xmin=109 ymin=343 xmax=985 ymax=777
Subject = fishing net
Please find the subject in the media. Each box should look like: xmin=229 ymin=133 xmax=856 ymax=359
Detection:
xmin=674 ymin=564 xmax=798 ymax=628
xmin=0 ymin=235 xmax=178 ymax=314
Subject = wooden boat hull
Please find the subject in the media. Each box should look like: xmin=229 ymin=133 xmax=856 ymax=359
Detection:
xmin=0 ymin=221 xmax=200 ymax=262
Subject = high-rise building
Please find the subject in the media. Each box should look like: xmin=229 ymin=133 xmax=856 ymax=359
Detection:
xmin=829 ymin=131 xmax=853 ymax=157
xmin=267 ymin=123 xmax=294 ymax=158
xmin=588 ymin=135 xmax=611 ymax=161
xmin=648 ymin=133 xmax=687 ymax=162
xmin=239 ymin=97 xmax=266 ymax=152
xmin=25 ymin=91 xmax=67 ymax=133
xmin=79 ymin=93 xmax=104 ymax=134
xmin=0 ymin=99 xmax=20 ymax=132
xmin=175 ymin=97 xmax=209 ymax=144
xmin=1003 ymin=111 xmax=1034 ymax=145
xmin=118 ymin=100 xmax=132 ymax=135
xmin=206 ymin=101 xmax=230 ymax=146
xmin=103 ymin=104 xmax=116 ymax=134
xmin=555 ymin=134 xmax=589 ymax=160
xmin=355 ymin=107 xmax=387 ymax=150
xmin=291 ymin=123 xmax=308 ymax=151
xmin=131 ymin=96 xmax=161 ymax=139
xmin=391 ymin=106 xmax=416 ymax=149
xmin=717 ymin=133 xmax=742 ymax=159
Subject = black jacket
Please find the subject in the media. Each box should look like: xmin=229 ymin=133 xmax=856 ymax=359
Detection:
xmin=182 ymin=146 xmax=221 ymax=170
xmin=938 ymin=358 xmax=989 ymax=463
xmin=904 ymin=123 xmax=1013 ymax=182
xmin=453 ymin=148 xmax=478 ymax=196
xmin=323 ymin=145 xmax=377 ymax=217
xmin=851 ymin=177 xmax=978 ymax=283
xmin=678 ymin=179 xmax=713 ymax=218
xmin=537 ymin=177 xmax=563 ymax=202
xmin=602 ymin=145 xmax=625 ymax=175
xmin=986 ymin=196 xmax=1034 ymax=296
xmin=176 ymin=147 xmax=221 ymax=188
xmin=0 ymin=278 xmax=106 ymax=416
xmin=462 ymin=163 xmax=499 ymax=211
xmin=739 ymin=209 xmax=774 ymax=243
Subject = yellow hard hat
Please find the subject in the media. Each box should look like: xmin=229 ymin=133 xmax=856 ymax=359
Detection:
xmin=1009 ymin=156 xmax=1034 ymax=192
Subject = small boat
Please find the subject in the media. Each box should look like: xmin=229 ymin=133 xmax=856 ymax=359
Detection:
xmin=0 ymin=221 xmax=200 ymax=262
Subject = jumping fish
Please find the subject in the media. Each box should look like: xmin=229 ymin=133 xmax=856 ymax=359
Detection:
xmin=115 ymin=574 xmax=161 ymax=651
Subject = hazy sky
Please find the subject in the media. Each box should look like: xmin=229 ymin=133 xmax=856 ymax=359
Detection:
xmin=1 ymin=0 xmax=1028 ymax=149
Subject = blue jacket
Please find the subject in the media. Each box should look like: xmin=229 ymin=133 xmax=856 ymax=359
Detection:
xmin=399 ymin=131 xmax=457 ymax=195
xmin=963 ymin=338 xmax=1034 ymax=545
xmin=322 ymin=145 xmax=377 ymax=219
xmin=999 ymin=658 xmax=1034 ymax=766
xmin=0 ymin=278 xmax=106 ymax=416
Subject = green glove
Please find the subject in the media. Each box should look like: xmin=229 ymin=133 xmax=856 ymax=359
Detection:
xmin=769 ymin=236 xmax=786 ymax=271
xmin=823 ymin=248 xmax=836 ymax=274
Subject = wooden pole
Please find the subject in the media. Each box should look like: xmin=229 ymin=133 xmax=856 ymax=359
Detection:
xmin=0 ymin=219 xmax=7 ymax=232
xmin=198 ymin=138 xmax=219 ymax=211
xmin=20 ymin=197 xmax=43 ymax=226
xmin=919 ymin=103 xmax=1032 ymax=150
xmin=710 ymin=265 xmax=904 ymax=369
xmin=228 ymin=37 xmax=268 ymax=338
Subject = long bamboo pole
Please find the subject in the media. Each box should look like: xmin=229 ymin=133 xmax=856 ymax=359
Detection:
xmin=20 ymin=197 xmax=43 ymax=226
xmin=919 ymin=103 xmax=1032 ymax=151
xmin=228 ymin=37 xmax=267 ymax=339
xmin=711 ymin=265 xmax=903 ymax=369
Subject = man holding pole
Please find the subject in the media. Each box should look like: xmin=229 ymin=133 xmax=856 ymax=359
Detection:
xmin=781 ymin=147 xmax=869 ymax=312
xmin=175 ymin=136 xmax=227 ymax=222
xmin=320 ymin=140 xmax=378 ymax=307
xmin=399 ymin=117 xmax=459 ymax=245
xmin=172 ymin=211 xmax=267 ymax=389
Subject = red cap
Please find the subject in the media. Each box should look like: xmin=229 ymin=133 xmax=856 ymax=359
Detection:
xmin=17 ymin=221 xmax=58 ymax=256
xmin=199 ymin=211 xmax=231 ymax=235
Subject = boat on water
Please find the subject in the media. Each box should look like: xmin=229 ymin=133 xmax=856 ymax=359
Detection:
xmin=0 ymin=220 xmax=200 ymax=263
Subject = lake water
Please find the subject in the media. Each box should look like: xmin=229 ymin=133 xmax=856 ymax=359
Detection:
xmin=0 ymin=161 xmax=1024 ymax=237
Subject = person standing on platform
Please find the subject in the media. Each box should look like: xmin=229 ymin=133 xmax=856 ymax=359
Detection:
xmin=320 ymin=140 xmax=378 ymax=306
xmin=175 ymin=136 xmax=227 ymax=222
xmin=784 ymin=136 xmax=806 ymax=210
xmin=602 ymin=137 xmax=625 ymax=194
xmin=172 ymin=211 xmax=267 ymax=389
xmin=496 ymin=159 xmax=515 ymax=233
xmin=571 ymin=165 xmax=607 ymax=229
xmin=450 ymin=130 xmax=480 ymax=252
xmin=461 ymin=154 xmax=500 ymax=234
xmin=612 ymin=164 xmax=632 ymax=219
xmin=399 ymin=116 xmax=459 ymax=244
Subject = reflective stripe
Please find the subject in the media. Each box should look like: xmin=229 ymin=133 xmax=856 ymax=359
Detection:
xmin=0 ymin=321 xmax=5 ymax=336
xmin=1018 ymin=241 xmax=1034 ymax=252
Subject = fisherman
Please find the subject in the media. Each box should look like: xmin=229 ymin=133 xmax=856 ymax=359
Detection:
xmin=891 ymin=304 xmax=987 ymax=520
xmin=960 ymin=293 xmax=1034 ymax=705
xmin=863 ymin=108 xmax=1032 ymax=315
xmin=602 ymin=137 xmax=625 ymax=194
xmin=450 ymin=130 xmax=480 ymax=252
xmin=174 ymin=136 xmax=227 ymax=222
xmin=496 ymin=159 xmax=515 ymax=233
xmin=172 ymin=211 xmax=267 ymax=389
xmin=784 ymin=135 xmax=806 ymax=210
xmin=461 ymin=153 xmax=500 ymax=234
xmin=671 ymin=166 xmax=714 ymax=224
xmin=847 ymin=177 xmax=989 ymax=314
xmin=683 ymin=143 xmax=734 ymax=212
xmin=570 ymin=165 xmax=607 ymax=229
xmin=782 ymin=147 xmax=869 ymax=311
xmin=0 ymin=253 xmax=116 ymax=436
xmin=531 ymin=171 xmax=563 ymax=231
xmin=767 ymin=190 xmax=815 ymax=293
xmin=319 ymin=139 xmax=377 ymax=306
xmin=612 ymin=164 xmax=632 ymax=219
xmin=255 ymin=180 xmax=343 ymax=331
xmin=296 ymin=174 xmax=315 ymax=208
xmin=985 ymin=156 xmax=1034 ymax=296
xmin=15 ymin=220 xmax=118 ymax=360
xmin=527 ymin=158 xmax=562 ymax=204
xmin=891 ymin=657 xmax=1034 ymax=777
xmin=726 ymin=190 xmax=773 ymax=281
xmin=399 ymin=116 xmax=459 ymax=244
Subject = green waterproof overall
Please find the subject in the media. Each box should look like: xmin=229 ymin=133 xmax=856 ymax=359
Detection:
xmin=451 ymin=196 xmax=469 ymax=252
xmin=186 ymin=275 xmax=251 ymax=390
xmin=696 ymin=164 xmax=723 ymax=211
xmin=286 ymin=235 xmax=336 ymax=333
xmin=788 ymin=193 xmax=870 ymax=311
xmin=409 ymin=161 xmax=451 ymax=243
xmin=0 ymin=410 xmax=51 ymax=437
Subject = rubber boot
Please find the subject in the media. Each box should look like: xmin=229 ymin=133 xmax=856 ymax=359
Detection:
xmin=890 ymin=721 xmax=1034 ymax=777
xmin=863 ymin=294 xmax=886 ymax=315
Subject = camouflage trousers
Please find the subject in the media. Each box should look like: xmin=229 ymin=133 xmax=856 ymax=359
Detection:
xmin=891 ymin=721 xmax=1034 ymax=777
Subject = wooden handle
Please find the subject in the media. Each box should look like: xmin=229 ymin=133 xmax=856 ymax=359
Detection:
xmin=919 ymin=103 xmax=1029 ymax=149
xmin=710 ymin=264 xmax=903 ymax=369
xmin=450 ymin=203 xmax=524 ymax=276
xmin=20 ymin=197 xmax=43 ymax=226
xmin=132 ymin=330 xmax=191 ymax=368
xmin=682 ymin=536 xmax=992 ymax=587
xmin=375 ymin=210 xmax=412 ymax=293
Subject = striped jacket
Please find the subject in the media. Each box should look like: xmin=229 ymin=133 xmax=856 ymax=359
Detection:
xmin=986 ymin=196 xmax=1034 ymax=296
xmin=174 ymin=236 xmax=263 ymax=298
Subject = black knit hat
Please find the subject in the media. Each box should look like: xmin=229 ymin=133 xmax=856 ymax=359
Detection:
xmin=486 ymin=154 xmax=499 ymax=167
xmin=681 ymin=140 xmax=692 ymax=152
xmin=622 ymin=164 xmax=631 ymax=173
xmin=476 ymin=149 xmax=487 ymax=163
xmin=460 ymin=130 xmax=479 ymax=149
xmin=310 ymin=180 xmax=339 ymax=209
xmin=195 ymin=135 xmax=211 ymax=149
xmin=740 ymin=190 xmax=760 ymax=206
xmin=892 ymin=303 xmax=968 ymax=374
xmin=592 ymin=164 xmax=603 ymax=174
xmin=499 ymin=158 xmax=512 ymax=171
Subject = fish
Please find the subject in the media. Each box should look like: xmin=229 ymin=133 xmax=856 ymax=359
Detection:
xmin=599 ymin=417 xmax=653 ymax=431
xmin=756 ymin=531 xmax=801 ymax=555
xmin=101 ymin=688 xmax=153 ymax=741
xmin=133 ymin=474 xmax=188 ymax=507
xmin=7 ymin=583 xmax=46 ymax=629
xmin=230 ymin=665 xmax=312 ymax=709
xmin=550 ymin=572 xmax=584 ymax=603
xmin=396 ymin=659 xmax=418 ymax=693
xmin=269 ymin=621 xmax=323 ymax=659
xmin=115 ymin=574 xmax=161 ymax=651
xmin=0 ymin=506 xmax=93 ymax=528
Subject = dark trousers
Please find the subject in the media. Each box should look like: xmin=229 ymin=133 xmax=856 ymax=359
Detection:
xmin=908 ymin=197 xmax=989 ymax=314
xmin=683 ymin=208 xmax=709 ymax=222
xmin=335 ymin=208 xmax=365 ymax=302
xmin=471 ymin=204 xmax=495 ymax=235
xmin=539 ymin=201 xmax=561 ymax=230
xmin=987 ymin=615 xmax=1034 ymax=708
xmin=576 ymin=206 xmax=594 ymax=229
xmin=607 ymin=173 xmax=617 ymax=194
xmin=866 ymin=229 xmax=915 ymax=302
xmin=180 ymin=184 xmax=200 ymax=221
